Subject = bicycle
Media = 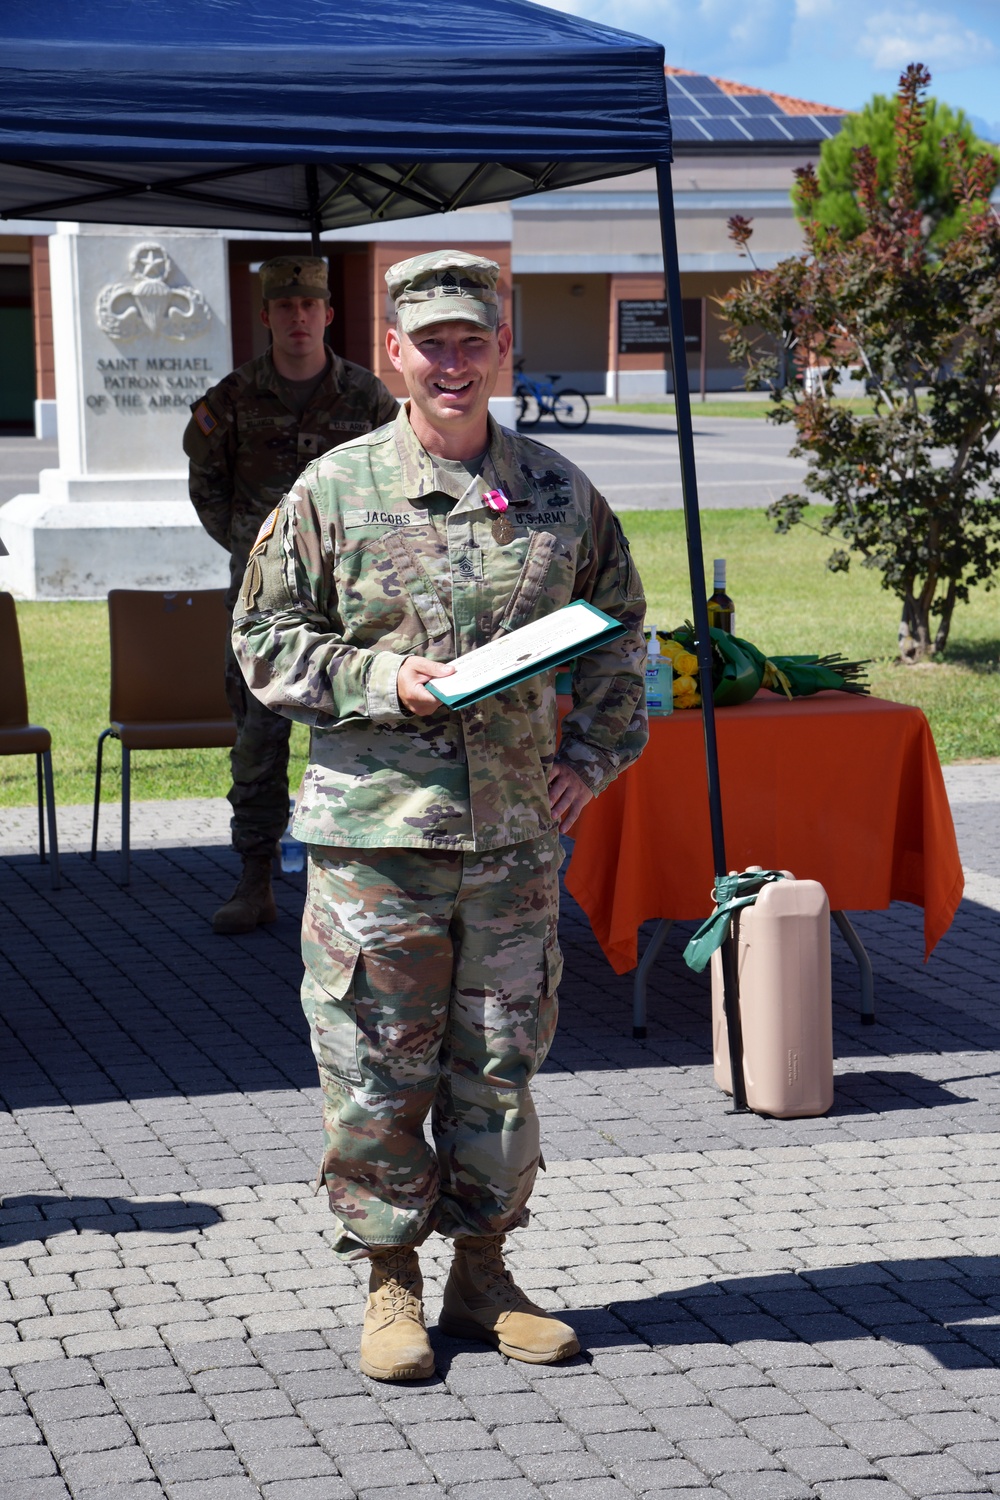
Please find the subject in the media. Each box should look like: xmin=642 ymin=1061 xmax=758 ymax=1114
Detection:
xmin=513 ymin=362 xmax=590 ymax=429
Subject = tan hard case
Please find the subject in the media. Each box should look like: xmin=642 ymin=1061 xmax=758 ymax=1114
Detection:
xmin=711 ymin=875 xmax=834 ymax=1118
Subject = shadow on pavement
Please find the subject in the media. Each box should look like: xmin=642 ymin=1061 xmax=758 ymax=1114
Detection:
xmin=362 ymin=1253 xmax=1000 ymax=1377
xmin=0 ymin=1194 xmax=222 ymax=1248
xmin=597 ymin=1256 xmax=1000 ymax=1371
xmin=831 ymin=1070 xmax=974 ymax=1114
xmin=1 ymin=846 xmax=315 ymax=1113
xmin=2 ymin=846 xmax=999 ymax=1121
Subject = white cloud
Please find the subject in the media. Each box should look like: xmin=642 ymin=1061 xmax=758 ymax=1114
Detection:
xmin=529 ymin=0 xmax=797 ymax=67
xmin=793 ymin=0 xmax=838 ymax=18
xmin=531 ymin=0 xmax=1000 ymax=115
xmin=858 ymin=9 xmax=997 ymax=73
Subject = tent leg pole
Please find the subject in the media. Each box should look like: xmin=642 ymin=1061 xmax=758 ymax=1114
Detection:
xmin=655 ymin=159 xmax=747 ymax=1112
xmin=633 ymin=918 xmax=672 ymax=1040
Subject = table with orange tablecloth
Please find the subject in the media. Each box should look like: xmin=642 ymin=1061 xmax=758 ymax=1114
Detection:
xmin=564 ymin=692 xmax=964 ymax=1019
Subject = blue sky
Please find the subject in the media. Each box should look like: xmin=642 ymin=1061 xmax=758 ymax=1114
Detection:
xmin=532 ymin=0 xmax=1000 ymax=138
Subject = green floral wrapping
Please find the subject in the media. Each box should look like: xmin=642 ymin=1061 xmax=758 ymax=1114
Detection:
xmin=732 ymin=638 xmax=870 ymax=700
xmin=658 ymin=625 xmax=870 ymax=708
xmin=762 ymin=652 xmax=871 ymax=698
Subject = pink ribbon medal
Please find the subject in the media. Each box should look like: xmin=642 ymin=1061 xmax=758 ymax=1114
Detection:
xmin=483 ymin=488 xmax=514 ymax=545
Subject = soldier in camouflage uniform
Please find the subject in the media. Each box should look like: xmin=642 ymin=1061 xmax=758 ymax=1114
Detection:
xmin=183 ymin=255 xmax=398 ymax=934
xmin=233 ymin=249 xmax=647 ymax=1381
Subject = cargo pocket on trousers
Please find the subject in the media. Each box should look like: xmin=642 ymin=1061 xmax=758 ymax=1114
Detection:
xmin=535 ymin=929 xmax=562 ymax=1069
xmin=301 ymin=912 xmax=364 ymax=1087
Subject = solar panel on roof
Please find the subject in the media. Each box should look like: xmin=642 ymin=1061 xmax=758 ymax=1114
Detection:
xmin=679 ymin=76 xmax=728 ymax=97
xmin=665 ymin=79 xmax=704 ymax=106
xmin=670 ymin=116 xmax=713 ymax=141
xmin=697 ymin=100 xmax=756 ymax=116
xmin=695 ymin=117 xmax=754 ymax=141
xmin=732 ymin=117 xmax=796 ymax=142
xmin=664 ymin=79 xmax=845 ymax=145
xmin=778 ymin=114 xmax=832 ymax=140
xmin=733 ymin=94 xmax=781 ymax=116
xmin=664 ymin=84 xmax=702 ymax=112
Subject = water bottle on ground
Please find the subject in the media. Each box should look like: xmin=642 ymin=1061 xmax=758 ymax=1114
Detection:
xmin=279 ymin=796 xmax=305 ymax=874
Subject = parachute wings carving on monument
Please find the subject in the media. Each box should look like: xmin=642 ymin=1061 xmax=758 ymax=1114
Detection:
xmin=96 ymin=242 xmax=213 ymax=342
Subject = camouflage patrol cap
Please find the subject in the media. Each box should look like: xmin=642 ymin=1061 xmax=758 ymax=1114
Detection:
xmin=386 ymin=249 xmax=500 ymax=335
xmin=259 ymin=256 xmax=330 ymax=302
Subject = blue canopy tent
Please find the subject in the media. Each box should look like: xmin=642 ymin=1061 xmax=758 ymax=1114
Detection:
xmin=0 ymin=0 xmax=746 ymax=1100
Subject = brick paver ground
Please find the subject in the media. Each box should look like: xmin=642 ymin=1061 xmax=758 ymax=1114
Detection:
xmin=1 ymin=764 xmax=998 ymax=1498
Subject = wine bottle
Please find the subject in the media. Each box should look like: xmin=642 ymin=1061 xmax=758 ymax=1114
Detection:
xmin=707 ymin=558 xmax=735 ymax=635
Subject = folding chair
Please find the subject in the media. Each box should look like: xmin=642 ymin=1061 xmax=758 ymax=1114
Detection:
xmin=91 ymin=589 xmax=237 ymax=885
xmin=0 ymin=591 xmax=59 ymax=888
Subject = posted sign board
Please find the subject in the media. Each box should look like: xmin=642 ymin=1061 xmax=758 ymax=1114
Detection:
xmin=617 ymin=297 xmax=702 ymax=356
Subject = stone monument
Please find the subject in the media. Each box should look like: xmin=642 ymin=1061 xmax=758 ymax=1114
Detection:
xmin=0 ymin=225 xmax=232 ymax=598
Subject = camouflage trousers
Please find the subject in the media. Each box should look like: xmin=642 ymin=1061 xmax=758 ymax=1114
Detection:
xmin=301 ymin=832 xmax=564 ymax=1260
xmin=224 ymin=635 xmax=291 ymax=860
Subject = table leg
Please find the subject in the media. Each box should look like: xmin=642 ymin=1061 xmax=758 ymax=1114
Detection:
xmin=832 ymin=910 xmax=875 ymax=1024
xmin=632 ymin=919 xmax=673 ymax=1039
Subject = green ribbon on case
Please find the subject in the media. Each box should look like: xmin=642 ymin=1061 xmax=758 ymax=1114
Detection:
xmin=682 ymin=868 xmax=789 ymax=973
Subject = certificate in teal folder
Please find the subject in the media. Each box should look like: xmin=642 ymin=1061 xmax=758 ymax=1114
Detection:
xmin=427 ymin=599 xmax=628 ymax=711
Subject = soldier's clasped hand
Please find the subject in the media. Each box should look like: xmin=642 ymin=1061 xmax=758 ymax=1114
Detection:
xmin=547 ymin=762 xmax=593 ymax=834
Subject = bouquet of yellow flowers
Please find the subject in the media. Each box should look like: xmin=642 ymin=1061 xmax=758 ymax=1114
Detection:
xmin=658 ymin=636 xmax=701 ymax=709
xmin=649 ymin=624 xmax=870 ymax=709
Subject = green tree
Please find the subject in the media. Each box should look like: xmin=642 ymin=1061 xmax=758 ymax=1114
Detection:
xmin=721 ymin=65 xmax=1000 ymax=663
xmin=792 ymin=88 xmax=996 ymax=249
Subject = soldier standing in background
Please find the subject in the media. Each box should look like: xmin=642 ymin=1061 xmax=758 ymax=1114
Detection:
xmin=184 ymin=256 xmax=398 ymax=935
xmin=233 ymin=250 xmax=647 ymax=1381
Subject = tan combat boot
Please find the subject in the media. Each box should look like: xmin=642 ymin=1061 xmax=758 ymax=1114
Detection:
xmin=359 ymin=1245 xmax=435 ymax=1382
xmin=440 ymin=1233 xmax=580 ymax=1364
xmin=211 ymin=854 xmax=278 ymax=935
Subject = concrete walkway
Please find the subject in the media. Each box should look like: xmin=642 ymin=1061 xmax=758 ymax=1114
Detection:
xmin=1 ymin=766 xmax=999 ymax=1500
xmin=0 ymin=436 xmax=57 ymax=509
xmin=0 ymin=416 xmax=804 ymax=520
xmin=536 ymin=409 xmax=808 ymax=512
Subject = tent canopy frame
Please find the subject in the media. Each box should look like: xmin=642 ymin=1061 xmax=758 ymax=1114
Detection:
xmin=0 ymin=0 xmax=744 ymax=1102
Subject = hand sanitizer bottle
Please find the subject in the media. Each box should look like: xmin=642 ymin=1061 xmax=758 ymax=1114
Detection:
xmin=645 ymin=631 xmax=674 ymax=717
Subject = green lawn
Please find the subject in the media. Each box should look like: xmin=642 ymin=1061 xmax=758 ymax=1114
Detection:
xmin=626 ymin=508 xmax=1000 ymax=765
xmin=3 ymin=507 xmax=997 ymax=808
xmin=3 ymin=602 xmax=311 ymax=809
